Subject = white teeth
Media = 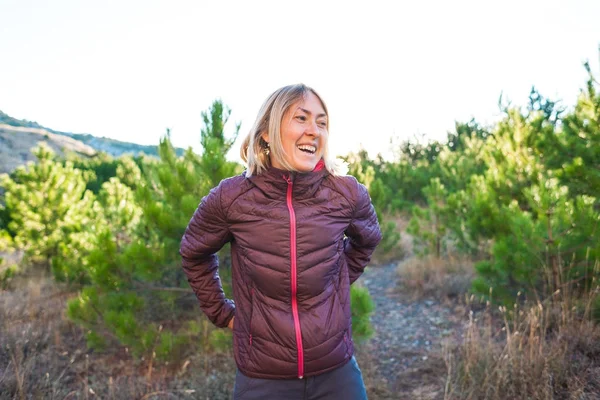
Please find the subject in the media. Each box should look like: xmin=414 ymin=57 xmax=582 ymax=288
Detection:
xmin=297 ymin=145 xmax=316 ymax=154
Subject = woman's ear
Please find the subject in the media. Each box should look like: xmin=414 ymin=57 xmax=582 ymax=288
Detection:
xmin=261 ymin=132 xmax=269 ymax=144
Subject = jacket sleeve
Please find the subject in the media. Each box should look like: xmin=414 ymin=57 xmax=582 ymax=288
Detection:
xmin=343 ymin=179 xmax=383 ymax=284
xmin=179 ymin=185 xmax=235 ymax=328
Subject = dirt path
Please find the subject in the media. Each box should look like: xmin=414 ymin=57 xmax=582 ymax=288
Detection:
xmin=358 ymin=261 xmax=465 ymax=399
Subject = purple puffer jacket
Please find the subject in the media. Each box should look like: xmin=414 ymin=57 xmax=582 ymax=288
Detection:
xmin=179 ymin=165 xmax=382 ymax=379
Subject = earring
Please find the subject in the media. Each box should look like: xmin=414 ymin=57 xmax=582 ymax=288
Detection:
xmin=263 ymin=143 xmax=270 ymax=156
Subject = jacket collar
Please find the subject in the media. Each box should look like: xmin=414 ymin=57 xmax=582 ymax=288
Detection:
xmin=246 ymin=161 xmax=329 ymax=200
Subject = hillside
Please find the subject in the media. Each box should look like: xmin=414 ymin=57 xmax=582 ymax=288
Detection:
xmin=0 ymin=110 xmax=185 ymax=174
xmin=0 ymin=124 xmax=97 ymax=175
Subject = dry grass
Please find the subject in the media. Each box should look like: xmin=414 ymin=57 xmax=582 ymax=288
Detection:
xmin=0 ymin=273 xmax=395 ymax=399
xmin=0 ymin=273 xmax=238 ymax=399
xmin=395 ymin=251 xmax=600 ymax=399
xmin=396 ymin=254 xmax=476 ymax=300
xmin=443 ymin=290 xmax=600 ymax=400
xmin=0 ymin=273 xmax=82 ymax=399
xmin=10 ymin=250 xmax=598 ymax=399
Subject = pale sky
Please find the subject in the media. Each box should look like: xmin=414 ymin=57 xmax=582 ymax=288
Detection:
xmin=1 ymin=0 xmax=599 ymax=161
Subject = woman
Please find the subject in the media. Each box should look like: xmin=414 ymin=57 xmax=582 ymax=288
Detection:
xmin=180 ymin=84 xmax=382 ymax=399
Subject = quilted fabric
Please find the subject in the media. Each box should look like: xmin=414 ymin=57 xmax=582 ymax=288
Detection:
xmin=180 ymin=165 xmax=382 ymax=379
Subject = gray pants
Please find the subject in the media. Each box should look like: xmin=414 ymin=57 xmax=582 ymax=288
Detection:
xmin=233 ymin=356 xmax=368 ymax=400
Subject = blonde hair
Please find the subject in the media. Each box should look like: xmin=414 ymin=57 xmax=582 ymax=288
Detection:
xmin=240 ymin=83 xmax=342 ymax=177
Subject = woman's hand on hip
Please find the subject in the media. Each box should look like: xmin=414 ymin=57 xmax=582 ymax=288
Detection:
xmin=228 ymin=316 xmax=235 ymax=330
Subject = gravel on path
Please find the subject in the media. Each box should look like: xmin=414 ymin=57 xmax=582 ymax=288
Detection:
xmin=357 ymin=261 xmax=466 ymax=399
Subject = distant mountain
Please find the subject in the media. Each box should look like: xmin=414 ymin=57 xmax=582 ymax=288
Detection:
xmin=0 ymin=110 xmax=46 ymax=130
xmin=0 ymin=110 xmax=185 ymax=168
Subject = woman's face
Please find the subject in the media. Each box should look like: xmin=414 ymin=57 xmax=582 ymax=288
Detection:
xmin=264 ymin=91 xmax=328 ymax=172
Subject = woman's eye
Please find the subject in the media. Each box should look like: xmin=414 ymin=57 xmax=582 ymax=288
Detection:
xmin=318 ymin=121 xmax=327 ymax=127
xmin=295 ymin=115 xmax=306 ymax=121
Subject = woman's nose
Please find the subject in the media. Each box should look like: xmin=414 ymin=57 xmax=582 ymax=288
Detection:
xmin=306 ymin=120 xmax=320 ymax=136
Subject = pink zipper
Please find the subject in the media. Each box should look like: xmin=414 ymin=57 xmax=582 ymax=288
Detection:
xmin=284 ymin=174 xmax=304 ymax=379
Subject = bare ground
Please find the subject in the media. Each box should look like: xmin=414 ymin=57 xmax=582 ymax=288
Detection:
xmin=357 ymin=261 xmax=466 ymax=400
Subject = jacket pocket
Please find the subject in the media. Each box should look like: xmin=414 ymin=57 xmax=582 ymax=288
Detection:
xmin=343 ymin=330 xmax=351 ymax=359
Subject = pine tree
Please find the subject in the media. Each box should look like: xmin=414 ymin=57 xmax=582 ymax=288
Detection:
xmin=472 ymin=178 xmax=600 ymax=304
xmin=67 ymin=100 xmax=243 ymax=362
xmin=0 ymin=230 xmax=16 ymax=286
xmin=198 ymin=99 xmax=241 ymax=192
xmin=535 ymin=62 xmax=600 ymax=204
xmin=407 ymin=178 xmax=449 ymax=257
xmin=442 ymin=103 xmax=551 ymax=257
xmin=446 ymin=119 xmax=491 ymax=153
xmin=350 ymin=285 xmax=375 ymax=343
xmin=68 ymin=152 xmax=119 ymax=194
xmin=0 ymin=143 xmax=96 ymax=270
xmin=346 ymin=151 xmax=400 ymax=254
xmin=52 ymin=177 xmax=140 ymax=284
xmin=437 ymin=134 xmax=488 ymax=194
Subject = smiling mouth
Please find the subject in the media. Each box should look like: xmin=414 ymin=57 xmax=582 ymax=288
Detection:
xmin=297 ymin=144 xmax=317 ymax=154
